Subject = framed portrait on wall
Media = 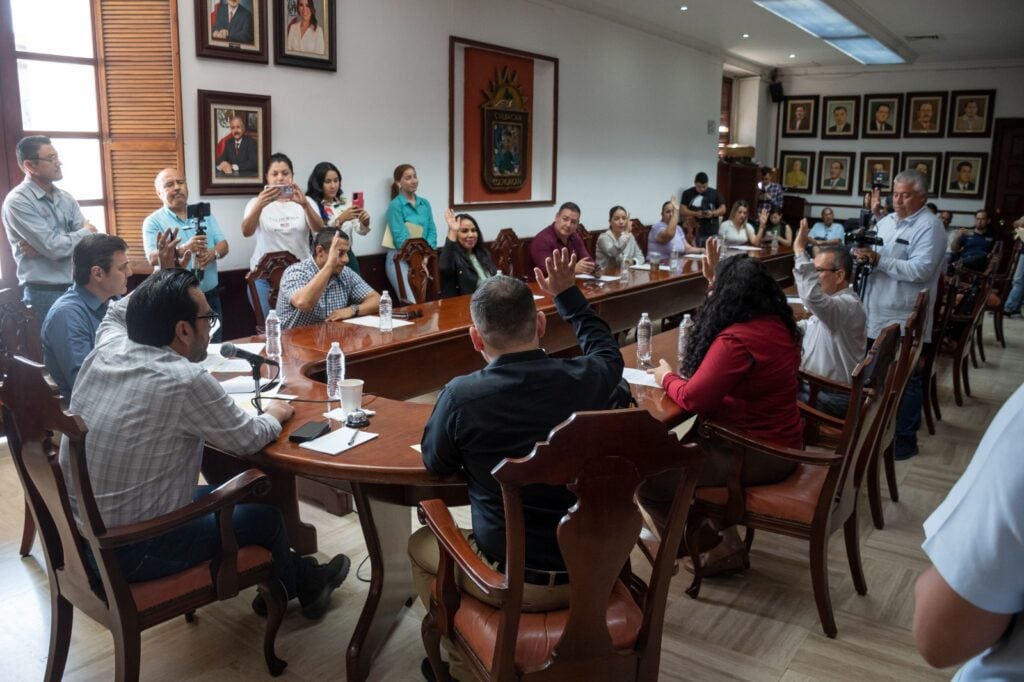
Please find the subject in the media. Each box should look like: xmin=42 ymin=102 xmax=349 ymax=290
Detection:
xmin=904 ymin=92 xmax=948 ymax=138
xmin=274 ymin=0 xmax=337 ymax=71
xmin=858 ymin=153 xmax=899 ymax=194
xmin=779 ymin=151 xmax=815 ymax=194
xmin=197 ymin=90 xmax=271 ymax=195
xmin=947 ymin=90 xmax=995 ymax=137
xmin=821 ymin=96 xmax=859 ymax=140
xmin=195 ymin=0 xmax=268 ymax=63
xmin=941 ymin=152 xmax=988 ymax=200
xmin=862 ymin=94 xmax=902 ymax=139
xmin=781 ymin=96 xmax=819 ymax=138
xmin=899 ymin=152 xmax=943 ymax=196
xmin=817 ymin=152 xmax=855 ymax=195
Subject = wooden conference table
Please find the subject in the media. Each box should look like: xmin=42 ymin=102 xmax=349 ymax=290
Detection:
xmin=208 ymin=247 xmax=795 ymax=680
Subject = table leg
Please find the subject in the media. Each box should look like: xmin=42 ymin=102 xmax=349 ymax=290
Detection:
xmin=346 ymin=482 xmax=417 ymax=682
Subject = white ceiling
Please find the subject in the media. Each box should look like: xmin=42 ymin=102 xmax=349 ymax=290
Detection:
xmin=545 ymin=0 xmax=1024 ymax=72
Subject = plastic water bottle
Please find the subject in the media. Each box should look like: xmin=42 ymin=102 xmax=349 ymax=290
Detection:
xmin=265 ymin=309 xmax=283 ymax=381
xmin=670 ymin=249 xmax=680 ymax=271
xmin=636 ymin=312 xmax=652 ymax=367
xmin=619 ymin=254 xmax=629 ymax=283
xmin=677 ymin=313 xmax=694 ymax=371
xmin=378 ymin=290 xmax=393 ymax=332
xmin=771 ymin=231 xmax=780 ymax=254
xmin=326 ymin=341 xmax=345 ymax=400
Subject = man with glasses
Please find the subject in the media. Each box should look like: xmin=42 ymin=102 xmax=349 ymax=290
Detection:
xmin=41 ymin=234 xmax=131 ymax=400
xmin=143 ymin=168 xmax=229 ymax=341
xmin=793 ymin=219 xmax=866 ymax=418
xmin=2 ymin=135 xmax=98 ymax=321
xmin=61 ymin=230 xmax=352 ymax=621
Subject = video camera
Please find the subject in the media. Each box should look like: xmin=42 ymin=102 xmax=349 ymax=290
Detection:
xmin=845 ymin=227 xmax=884 ymax=299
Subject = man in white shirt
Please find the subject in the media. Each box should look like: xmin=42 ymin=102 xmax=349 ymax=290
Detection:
xmin=793 ymin=220 xmax=866 ymax=417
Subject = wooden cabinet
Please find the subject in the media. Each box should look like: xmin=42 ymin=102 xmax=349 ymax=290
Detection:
xmin=717 ymin=161 xmax=759 ymax=211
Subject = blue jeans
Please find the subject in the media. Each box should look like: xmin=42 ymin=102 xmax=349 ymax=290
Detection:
xmin=23 ymin=284 xmax=70 ymax=324
xmin=384 ymin=249 xmax=413 ymax=303
xmin=247 ymin=277 xmax=272 ymax=322
xmin=112 ymin=486 xmax=299 ymax=598
xmin=798 ymin=381 xmax=850 ymax=418
xmin=1004 ymin=253 xmax=1024 ymax=314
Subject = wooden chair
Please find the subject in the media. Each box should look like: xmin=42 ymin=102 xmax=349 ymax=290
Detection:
xmin=969 ymin=245 xmax=1002 ymax=366
xmin=419 ymin=409 xmax=704 ymax=681
xmin=576 ymin=223 xmax=598 ymax=257
xmin=630 ymin=219 xmax=651 ymax=255
xmin=0 ymin=287 xmax=43 ymax=557
xmin=685 ymin=325 xmax=900 ymax=638
xmin=488 ymin=228 xmax=526 ymax=280
xmin=935 ymin=261 xmax=995 ymax=407
xmin=245 ymin=250 xmax=299 ymax=332
xmin=393 ymin=237 xmax=440 ymax=304
xmin=986 ymin=237 xmax=1021 ymax=348
xmin=1 ymin=355 xmax=288 ymax=680
xmin=921 ymin=274 xmax=948 ymax=435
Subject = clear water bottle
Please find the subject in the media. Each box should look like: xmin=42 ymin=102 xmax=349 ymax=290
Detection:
xmin=326 ymin=341 xmax=345 ymax=400
xmin=771 ymin=231 xmax=780 ymax=254
xmin=677 ymin=313 xmax=694 ymax=371
xmin=378 ymin=290 xmax=393 ymax=332
xmin=636 ymin=312 xmax=652 ymax=367
xmin=619 ymin=254 xmax=629 ymax=284
xmin=670 ymin=249 xmax=681 ymax=271
xmin=265 ymin=309 xmax=283 ymax=382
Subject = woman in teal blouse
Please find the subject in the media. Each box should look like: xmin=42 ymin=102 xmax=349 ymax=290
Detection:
xmin=385 ymin=163 xmax=437 ymax=302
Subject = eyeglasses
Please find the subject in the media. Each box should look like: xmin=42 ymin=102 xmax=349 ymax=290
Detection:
xmin=196 ymin=312 xmax=220 ymax=329
xmin=30 ymin=154 xmax=60 ymax=164
xmin=815 ymin=267 xmax=840 ymax=274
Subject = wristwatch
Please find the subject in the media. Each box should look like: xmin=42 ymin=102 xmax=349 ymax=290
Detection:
xmin=350 ymin=304 xmax=360 ymax=317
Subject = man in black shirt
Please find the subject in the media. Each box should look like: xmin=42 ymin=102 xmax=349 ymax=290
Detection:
xmin=408 ymin=248 xmax=624 ymax=679
xmin=680 ymin=171 xmax=726 ymax=247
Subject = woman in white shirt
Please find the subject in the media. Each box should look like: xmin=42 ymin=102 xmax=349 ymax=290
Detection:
xmin=242 ymin=152 xmax=324 ymax=318
xmin=286 ymin=0 xmax=325 ymax=56
xmin=595 ymin=205 xmax=645 ymax=271
xmin=306 ymin=161 xmax=370 ymax=276
xmin=718 ymin=200 xmax=763 ymax=246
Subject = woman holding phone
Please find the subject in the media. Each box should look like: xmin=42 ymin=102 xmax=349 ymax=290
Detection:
xmin=242 ymin=152 xmax=324 ymax=318
xmin=306 ymin=161 xmax=370 ymax=276
xmin=385 ymin=163 xmax=437 ymax=302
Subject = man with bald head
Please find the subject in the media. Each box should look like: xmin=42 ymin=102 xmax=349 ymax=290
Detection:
xmin=216 ymin=115 xmax=258 ymax=177
xmin=142 ymin=168 xmax=229 ymax=340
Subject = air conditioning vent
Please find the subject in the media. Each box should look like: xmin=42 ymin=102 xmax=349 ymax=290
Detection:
xmin=905 ymin=34 xmax=940 ymax=41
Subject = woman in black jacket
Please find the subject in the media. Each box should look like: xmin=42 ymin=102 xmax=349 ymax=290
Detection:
xmin=439 ymin=209 xmax=498 ymax=298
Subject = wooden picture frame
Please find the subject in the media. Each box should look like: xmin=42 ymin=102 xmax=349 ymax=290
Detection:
xmin=197 ymin=90 xmax=271 ymax=196
xmin=899 ymin=152 xmax=944 ymax=196
xmin=817 ymin=152 xmax=855 ymax=195
xmin=862 ymin=94 xmax=902 ymax=139
xmin=781 ymin=96 xmax=819 ymax=138
xmin=273 ymin=0 xmax=337 ymax=71
xmin=195 ymin=0 xmax=268 ymax=64
xmin=904 ymin=92 xmax=948 ymax=138
xmin=947 ymin=90 xmax=995 ymax=138
xmin=779 ymin=151 xmax=816 ymax=194
xmin=821 ymin=96 xmax=860 ymax=140
xmin=449 ymin=36 xmax=558 ymax=210
xmin=941 ymin=152 xmax=988 ymax=200
xmin=859 ymin=153 xmax=899 ymax=194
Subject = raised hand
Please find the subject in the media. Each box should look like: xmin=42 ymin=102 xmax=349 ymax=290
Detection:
xmin=444 ymin=208 xmax=459 ymax=240
xmin=702 ymin=237 xmax=721 ymax=285
xmin=156 ymin=228 xmax=182 ymax=270
xmin=794 ymin=218 xmax=810 ymax=254
xmin=759 ymin=208 xmax=769 ymax=225
xmin=535 ymin=248 xmax=578 ymax=297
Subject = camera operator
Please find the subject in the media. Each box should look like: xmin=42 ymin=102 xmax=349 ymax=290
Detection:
xmin=853 ymin=169 xmax=946 ymax=460
xmin=143 ymin=168 xmax=229 ymax=341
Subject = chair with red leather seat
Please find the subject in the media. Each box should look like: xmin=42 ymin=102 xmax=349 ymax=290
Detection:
xmin=418 ymin=408 xmax=703 ymax=681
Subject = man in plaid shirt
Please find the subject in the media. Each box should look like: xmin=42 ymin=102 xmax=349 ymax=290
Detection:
xmin=277 ymin=228 xmax=381 ymax=329
xmin=757 ymin=166 xmax=784 ymax=216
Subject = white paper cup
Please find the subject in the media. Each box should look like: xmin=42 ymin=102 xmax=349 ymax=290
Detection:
xmin=340 ymin=379 xmax=364 ymax=417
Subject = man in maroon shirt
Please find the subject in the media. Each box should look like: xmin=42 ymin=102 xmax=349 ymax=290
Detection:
xmin=529 ymin=201 xmax=596 ymax=275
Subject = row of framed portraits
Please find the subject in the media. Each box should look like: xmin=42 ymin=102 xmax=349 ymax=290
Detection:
xmin=781 ymin=90 xmax=996 ymax=140
xmin=778 ymin=150 xmax=989 ymax=200
xmin=195 ymin=0 xmax=338 ymax=71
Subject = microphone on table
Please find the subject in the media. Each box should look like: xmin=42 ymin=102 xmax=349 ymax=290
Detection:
xmin=220 ymin=342 xmax=279 ymax=367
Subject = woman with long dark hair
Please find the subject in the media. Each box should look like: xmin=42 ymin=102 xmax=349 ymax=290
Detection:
xmin=642 ymin=239 xmax=803 ymax=571
xmin=439 ymin=209 xmax=497 ymax=298
xmin=384 ymin=163 xmax=437 ymax=302
xmin=595 ymin=205 xmax=645 ymax=271
xmin=306 ymin=161 xmax=370 ymax=276
xmin=286 ymin=0 xmax=325 ymax=56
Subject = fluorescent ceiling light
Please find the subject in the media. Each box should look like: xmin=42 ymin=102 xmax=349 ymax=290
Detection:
xmin=752 ymin=0 xmax=905 ymax=64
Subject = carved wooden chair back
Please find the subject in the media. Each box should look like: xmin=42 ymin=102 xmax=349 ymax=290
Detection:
xmin=245 ymin=250 xmax=300 ymax=331
xmin=394 ymin=237 xmax=440 ymax=304
xmin=488 ymin=228 xmax=524 ymax=280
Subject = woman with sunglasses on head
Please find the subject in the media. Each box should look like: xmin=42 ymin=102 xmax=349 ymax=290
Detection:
xmin=385 ymin=163 xmax=437 ymax=303
xmin=439 ymin=209 xmax=497 ymax=298
xmin=242 ymin=152 xmax=324 ymax=319
xmin=595 ymin=205 xmax=645 ymax=271
xmin=306 ymin=162 xmax=370 ymax=276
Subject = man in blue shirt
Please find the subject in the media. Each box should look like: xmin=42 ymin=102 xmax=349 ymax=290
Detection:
xmin=950 ymin=209 xmax=996 ymax=272
xmin=41 ymin=233 xmax=130 ymax=399
xmin=142 ymin=168 xmax=229 ymax=341
xmin=808 ymin=208 xmax=845 ymax=252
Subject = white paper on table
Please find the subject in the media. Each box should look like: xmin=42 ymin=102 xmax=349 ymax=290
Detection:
xmin=322 ymin=407 xmax=377 ymax=420
xmin=533 ymin=295 xmax=544 ymax=300
xmin=203 ymin=342 xmax=265 ymax=372
xmin=575 ymin=274 xmax=619 ymax=282
xmin=299 ymin=428 xmax=379 ymax=455
xmin=684 ymin=253 xmax=704 ymax=260
xmin=410 ymin=444 xmax=422 ymax=453
xmin=728 ymin=245 xmax=763 ymax=252
xmin=623 ymin=367 xmax=662 ymax=389
xmin=629 ymin=263 xmax=652 ymax=271
xmin=786 ymin=296 xmax=805 ymax=306
xmin=343 ymin=315 xmax=414 ymax=329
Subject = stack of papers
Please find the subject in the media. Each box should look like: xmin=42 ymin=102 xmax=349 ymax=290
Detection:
xmin=203 ymin=342 xmax=265 ymax=373
xmin=575 ymin=274 xmax=620 ymax=282
xmin=344 ymin=315 xmax=414 ymax=329
xmin=623 ymin=367 xmax=662 ymax=388
xmin=729 ymin=245 xmax=764 ymax=252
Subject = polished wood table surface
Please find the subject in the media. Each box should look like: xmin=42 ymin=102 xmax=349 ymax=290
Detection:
xmin=213 ymin=247 xmax=792 ymax=680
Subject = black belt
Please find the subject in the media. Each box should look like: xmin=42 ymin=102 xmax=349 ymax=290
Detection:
xmin=495 ymin=562 xmax=570 ymax=587
xmin=26 ymin=282 xmax=71 ymax=291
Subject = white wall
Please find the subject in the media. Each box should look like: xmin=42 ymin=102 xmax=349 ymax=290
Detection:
xmin=177 ymin=0 xmax=724 ymax=271
xmin=772 ymin=61 xmax=1024 ymax=221
xmin=734 ymin=75 xmax=773 ymax=163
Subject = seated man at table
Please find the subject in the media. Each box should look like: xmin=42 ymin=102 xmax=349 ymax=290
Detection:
xmin=794 ymin=219 xmax=866 ymax=417
xmin=60 ymin=232 xmax=350 ymax=620
xmin=949 ymin=209 xmax=997 ymax=272
xmin=808 ymin=208 xmax=845 ymax=251
xmin=276 ymin=228 xmax=381 ymax=329
xmin=409 ymin=248 xmax=625 ymax=680
xmin=529 ymin=201 xmax=596 ymax=275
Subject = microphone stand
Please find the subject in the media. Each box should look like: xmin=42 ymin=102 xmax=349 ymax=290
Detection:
xmin=251 ymin=362 xmax=264 ymax=415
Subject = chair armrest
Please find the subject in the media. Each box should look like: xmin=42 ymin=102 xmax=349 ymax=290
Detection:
xmin=798 ymin=369 xmax=852 ymax=396
xmin=419 ymin=499 xmax=508 ymax=597
xmin=94 ymin=469 xmax=270 ymax=549
xmin=701 ymin=420 xmax=843 ymax=467
xmin=798 ymin=400 xmax=846 ymax=430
